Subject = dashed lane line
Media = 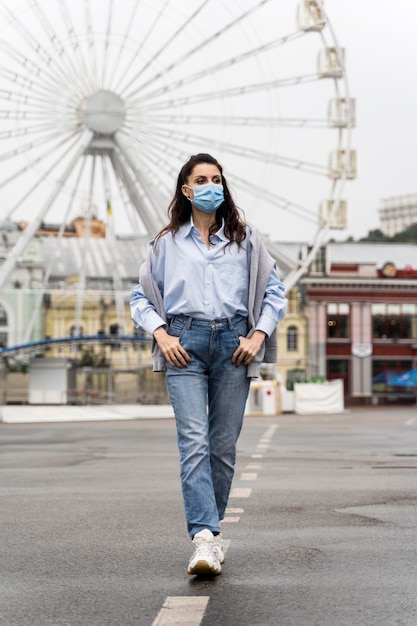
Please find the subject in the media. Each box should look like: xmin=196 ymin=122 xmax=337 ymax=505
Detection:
xmin=152 ymin=596 xmax=209 ymax=626
xmin=229 ymin=487 xmax=252 ymax=498
xmin=152 ymin=425 xmax=278 ymax=625
xmin=240 ymin=472 xmax=258 ymax=481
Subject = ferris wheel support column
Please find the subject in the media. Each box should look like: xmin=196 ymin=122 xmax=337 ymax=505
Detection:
xmin=114 ymin=134 xmax=168 ymax=227
xmin=109 ymin=148 xmax=164 ymax=236
xmin=0 ymin=132 xmax=93 ymax=292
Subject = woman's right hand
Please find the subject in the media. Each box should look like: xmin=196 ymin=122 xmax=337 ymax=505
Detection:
xmin=153 ymin=326 xmax=191 ymax=368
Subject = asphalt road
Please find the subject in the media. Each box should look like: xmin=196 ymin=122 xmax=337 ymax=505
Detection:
xmin=1 ymin=407 xmax=417 ymax=626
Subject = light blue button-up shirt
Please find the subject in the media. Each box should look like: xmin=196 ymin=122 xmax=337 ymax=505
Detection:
xmin=131 ymin=219 xmax=285 ymax=337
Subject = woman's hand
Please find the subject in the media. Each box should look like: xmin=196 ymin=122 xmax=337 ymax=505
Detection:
xmin=154 ymin=326 xmax=191 ymax=368
xmin=232 ymin=330 xmax=266 ymax=367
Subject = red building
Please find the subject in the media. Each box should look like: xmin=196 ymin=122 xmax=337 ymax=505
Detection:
xmin=302 ymin=243 xmax=417 ymax=405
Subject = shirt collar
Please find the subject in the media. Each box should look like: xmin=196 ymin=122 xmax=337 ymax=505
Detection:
xmin=180 ymin=217 xmax=228 ymax=242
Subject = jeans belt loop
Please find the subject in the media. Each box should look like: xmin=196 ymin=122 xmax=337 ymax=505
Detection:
xmin=184 ymin=316 xmax=192 ymax=330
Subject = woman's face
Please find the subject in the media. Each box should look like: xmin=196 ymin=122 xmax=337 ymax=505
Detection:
xmin=182 ymin=162 xmax=222 ymax=201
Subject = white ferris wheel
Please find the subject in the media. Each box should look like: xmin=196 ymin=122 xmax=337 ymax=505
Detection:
xmin=0 ymin=0 xmax=355 ymax=302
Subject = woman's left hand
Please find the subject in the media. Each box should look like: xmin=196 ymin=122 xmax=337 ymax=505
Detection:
xmin=232 ymin=330 xmax=266 ymax=367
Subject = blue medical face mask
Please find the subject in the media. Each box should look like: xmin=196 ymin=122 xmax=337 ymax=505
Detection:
xmin=185 ymin=182 xmax=224 ymax=213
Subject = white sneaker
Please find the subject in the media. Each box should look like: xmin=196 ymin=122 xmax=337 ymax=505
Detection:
xmin=188 ymin=529 xmax=222 ymax=576
xmin=214 ymin=533 xmax=225 ymax=564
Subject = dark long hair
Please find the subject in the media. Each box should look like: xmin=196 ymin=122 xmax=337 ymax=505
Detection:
xmin=154 ymin=153 xmax=247 ymax=247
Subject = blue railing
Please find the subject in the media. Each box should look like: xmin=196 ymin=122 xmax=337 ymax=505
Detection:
xmin=0 ymin=334 xmax=151 ymax=356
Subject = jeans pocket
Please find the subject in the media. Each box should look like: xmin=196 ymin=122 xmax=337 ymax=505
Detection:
xmin=232 ymin=318 xmax=248 ymax=344
xmin=168 ymin=319 xmax=185 ymax=342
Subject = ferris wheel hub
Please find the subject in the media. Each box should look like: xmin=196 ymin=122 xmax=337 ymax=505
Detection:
xmin=82 ymin=90 xmax=125 ymax=134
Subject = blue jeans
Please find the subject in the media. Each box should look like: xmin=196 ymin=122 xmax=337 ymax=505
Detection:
xmin=166 ymin=314 xmax=251 ymax=538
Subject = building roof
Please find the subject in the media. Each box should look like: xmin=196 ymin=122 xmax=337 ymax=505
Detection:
xmin=327 ymin=242 xmax=417 ymax=269
xmin=42 ymin=235 xmax=149 ymax=280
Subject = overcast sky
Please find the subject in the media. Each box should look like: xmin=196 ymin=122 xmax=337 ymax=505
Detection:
xmin=1 ymin=0 xmax=416 ymax=244
xmin=327 ymin=0 xmax=417 ymax=239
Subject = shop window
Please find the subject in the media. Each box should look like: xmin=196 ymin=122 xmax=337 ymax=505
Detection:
xmin=372 ymin=303 xmax=417 ymax=339
xmin=327 ymin=303 xmax=349 ymax=338
xmin=287 ymin=326 xmax=298 ymax=352
xmin=327 ymin=359 xmax=349 ymax=394
xmin=372 ymin=359 xmax=413 ymax=392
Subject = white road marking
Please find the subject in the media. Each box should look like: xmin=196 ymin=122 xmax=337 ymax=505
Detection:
xmin=405 ymin=417 xmax=416 ymax=426
xmin=240 ymin=472 xmax=258 ymax=481
xmin=152 ymin=424 xmax=280 ymax=625
xmin=229 ymin=487 xmax=252 ymax=498
xmin=152 ymin=596 xmax=209 ymax=626
xmin=264 ymin=424 xmax=278 ymax=437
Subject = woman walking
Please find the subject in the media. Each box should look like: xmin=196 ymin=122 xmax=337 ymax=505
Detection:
xmin=131 ymin=153 xmax=287 ymax=575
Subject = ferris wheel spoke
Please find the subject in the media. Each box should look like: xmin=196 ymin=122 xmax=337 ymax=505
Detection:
xmin=0 ymin=131 xmax=93 ymax=291
xmin=119 ymin=132 xmax=176 ymax=201
xmin=0 ymin=131 xmax=81 ymax=191
xmin=131 ymin=123 xmax=321 ymax=223
xmin=0 ymin=122 xmax=58 ymax=140
xmin=231 ymin=174 xmax=317 ymax=223
xmin=0 ymin=109 xmax=77 ymax=130
xmin=31 ymin=0 xmax=93 ymax=96
xmin=0 ymin=40 xmax=77 ymax=103
xmin=125 ymin=125 xmax=179 ymax=178
xmin=117 ymin=0 xmax=209 ymax=97
xmin=127 ymin=28 xmax=303 ymax=102
xmin=100 ymin=0 xmax=115 ymax=88
xmin=142 ymin=124 xmax=328 ymax=177
xmin=56 ymin=0 xmax=94 ymax=92
xmin=83 ymin=0 xmax=99 ymax=90
xmin=0 ymin=128 xmax=75 ymax=162
xmin=0 ymin=2 xmax=84 ymax=97
xmin=137 ymin=112 xmax=329 ymax=129
xmin=0 ymin=84 xmax=52 ymax=109
xmin=130 ymin=73 xmax=319 ymax=112
xmin=121 ymin=0 xmax=273 ymax=99
xmin=0 ymin=136 xmax=85 ymax=228
xmin=0 ymin=66 xmax=64 ymax=105
xmin=106 ymin=0 xmax=142 ymax=91
xmin=111 ymin=0 xmax=172 ymax=93
xmin=124 ymin=127 xmax=319 ymax=223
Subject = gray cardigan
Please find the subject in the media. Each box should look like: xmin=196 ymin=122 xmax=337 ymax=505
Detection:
xmin=138 ymin=224 xmax=280 ymax=378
